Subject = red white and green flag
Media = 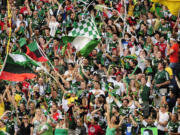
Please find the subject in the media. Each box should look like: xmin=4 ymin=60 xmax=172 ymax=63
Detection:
xmin=19 ymin=38 xmax=47 ymax=62
xmin=0 ymin=53 xmax=38 ymax=82
xmin=26 ymin=41 xmax=48 ymax=62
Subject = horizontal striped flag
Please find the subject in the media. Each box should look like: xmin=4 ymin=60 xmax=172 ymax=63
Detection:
xmin=0 ymin=53 xmax=38 ymax=82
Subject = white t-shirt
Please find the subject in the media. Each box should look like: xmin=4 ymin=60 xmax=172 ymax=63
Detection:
xmin=34 ymin=84 xmax=45 ymax=96
xmin=147 ymin=19 xmax=155 ymax=27
xmin=137 ymin=57 xmax=146 ymax=73
xmin=151 ymin=37 xmax=158 ymax=45
xmin=113 ymin=80 xmax=125 ymax=96
xmin=91 ymin=89 xmax=105 ymax=98
xmin=64 ymin=71 xmax=73 ymax=81
xmin=16 ymin=19 xmax=28 ymax=28
xmin=157 ymin=111 xmax=169 ymax=131
xmin=49 ymin=21 xmax=59 ymax=37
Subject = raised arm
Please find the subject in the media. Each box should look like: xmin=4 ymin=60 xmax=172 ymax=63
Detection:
xmin=43 ymin=38 xmax=53 ymax=50
xmin=91 ymin=108 xmax=101 ymax=116
xmin=117 ymin=116 xmax=126 ymax=128
xmin=118 ymin=38 xmax=123 ymax=56
xmin=129 ymin=114 xmax=138 ymax=127
xmin=25 ymin=0 xmax=32 ymax=16
xmin=175 ymin=76 xmax=180 ymax=89
xmin=81 ymin=64 xmax=90 ymax=80
xmin=106 ymin=95 xmax=111 ymax=126
xmin=29 ymin=19 xmax=33 ymax=37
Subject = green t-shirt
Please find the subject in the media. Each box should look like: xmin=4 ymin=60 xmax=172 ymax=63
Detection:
xmin=119 ymin=106 xmax=130 ymax=116
xmin=140 ymin=85 xmax=150 ymax=102
xmin=144 ymin=44 xmax=152 ymax=52
xmin=0 ymin=14 xmax=5 ymax=21
xmin=134 ymin=5 xmax=141 ymax=17
xmin=39 ymin=123 xmax=53 ymax=135
xmin=133 ymin=115 xmax=142 ymax=125
xmin=144 ymin=67 xmax=153 ymax=76
xmin=105 ymin=126 xmax=116 ymax=135
xmin=173 ymin=106 xmax=179 ymax=114
xmin=168 ymin=121 xmax=180 ymax=133
xmin=154 ymin=70 xmax=170 ymax=86
xmin=55 ymin=65 xmax=66 ymax=75
xmin=17 ymin=26 xmax=25 ymax=37
xmin=30 ymin=2 xmax=35 ymax=11
xmin=152 ymin=58 xmax=162 ymax=71
xmin=159 ymin=23 xmax=170 ymax=33
xmin=32 ymin=17 xmax=40 ymax=29
xmin=6 ymin=120 xmax=15 ymax=135
xmin=55 ymin=128 xmax=68 ymax=135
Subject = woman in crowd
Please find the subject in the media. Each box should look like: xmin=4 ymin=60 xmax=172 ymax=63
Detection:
xmin=54 ymin=115 xmax=68 ymax=135
xmin=17 ymin=115 xmax=33 ymax=135
xmin=32 ymin=109 xmax=44 ymax=135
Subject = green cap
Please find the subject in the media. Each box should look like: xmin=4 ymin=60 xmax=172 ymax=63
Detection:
xmin=19 ymin=38 xmax=27 ymax=47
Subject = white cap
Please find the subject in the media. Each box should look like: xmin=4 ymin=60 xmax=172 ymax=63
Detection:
xmin=170 ymin=38 xmax=176 ymax=41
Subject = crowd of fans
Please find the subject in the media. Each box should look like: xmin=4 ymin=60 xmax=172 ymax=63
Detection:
xmin=0 ymin=0 xmax=180 ymax=135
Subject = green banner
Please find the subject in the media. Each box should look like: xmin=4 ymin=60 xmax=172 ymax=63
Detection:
xmin=141 ymin=127 xmax=158 ymax=135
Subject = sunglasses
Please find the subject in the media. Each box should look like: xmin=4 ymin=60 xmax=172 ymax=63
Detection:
xmin=23 ymin=118 xmax=28 ymax=119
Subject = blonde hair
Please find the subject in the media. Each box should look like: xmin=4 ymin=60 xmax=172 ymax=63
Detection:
xmin=33 ymin=86 xmax=39 ymax=92
xmin=35 ymin=108 xmax=42 ymax=118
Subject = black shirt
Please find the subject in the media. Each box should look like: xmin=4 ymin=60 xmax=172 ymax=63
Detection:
xmin=166 ymin=96 xmax=176 ymax=112
xmin=130 ymin=67 xmax=142 ymax=75
xmin=18 ymin=123 xmax=33 ymax=135
xmin=75 ymin=126 xmax=86 ymax=135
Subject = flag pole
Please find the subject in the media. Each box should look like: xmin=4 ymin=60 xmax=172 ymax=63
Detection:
xmin=79 ymin=0 xmax=88 ymax=5
xmin=35 ymin=43 xmax=71 ymax=91
xmin=123 ymin=0 xmax=127 ymax=38
xmin=25 ymin=53 xmax=59 ymax=84
xmin=36 ymin=41 xmax=57 ymax=71
xmin=0 ymin=40 xmax=14 ymax=77
xmin=35 ymin=41 xmax=66 ymax=83
xmin=84 ymin=0 xmax=94 ymax=13
xmin=0 ymin=53 xmax=8 ymax=76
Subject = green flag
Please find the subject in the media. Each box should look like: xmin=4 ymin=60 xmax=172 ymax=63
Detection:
xmin=19 ymin=38 xmax=27 ymax=47
xmin=62 ymin=17 xmax=100 ymax=57
xmin=141 ymin=127 xmax=158 ymax=135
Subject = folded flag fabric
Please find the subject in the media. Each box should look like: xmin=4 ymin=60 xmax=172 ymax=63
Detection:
xmin=0 ymin=53 xmax=38 ymax=82
xmin=19 ymin=38 xmax=27 ymax=47
xmin=63 ymin=17 xmax=100 ymax=57
xmin=152 ymin=0 xmax=180 ymax=16
xmin=23 ymin=41 xmax=48 ymax=62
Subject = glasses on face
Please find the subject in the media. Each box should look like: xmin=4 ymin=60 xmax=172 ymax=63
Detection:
xmin=23 ymin=118 xmax=28 ymax=120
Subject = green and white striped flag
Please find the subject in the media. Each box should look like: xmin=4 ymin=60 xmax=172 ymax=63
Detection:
xmin=63 ymin=17 xmax=100 ymax=57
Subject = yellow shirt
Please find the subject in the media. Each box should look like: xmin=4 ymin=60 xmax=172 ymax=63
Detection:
xmin=0 ymin=126 xmax=6 ymax=132
xmin=165 ymin=67 xmax=173 ymax=79
xmin=128 ymin=4 xmax=135 ymax=16
xmin=0 ymin=102 xmax=4 ymax=117
xmin=15 ymin=94 xmax=22 ymax=104
xmin=67 ymin=97 xmax=78 ymax=105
